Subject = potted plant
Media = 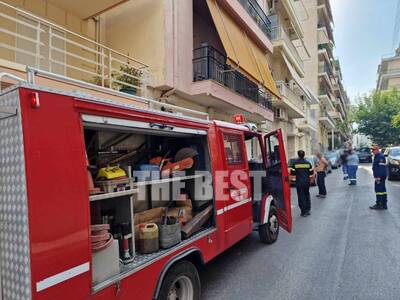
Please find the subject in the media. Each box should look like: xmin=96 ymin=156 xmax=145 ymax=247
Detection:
xmin=113 ymin=63 xmax=142 ymax=95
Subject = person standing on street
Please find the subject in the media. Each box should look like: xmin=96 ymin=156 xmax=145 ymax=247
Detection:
xmin=293 ymin=150 xmax=313 ymax=217
xmin=370 ymin=145 xmax=388 ymax=210
xmin=340 ymin=150 xmax=349 ymax=180
xmin=347 ymin=149 xmax=359 ymax=185
xmin=315 ymin=152 xmax=328 ymax=198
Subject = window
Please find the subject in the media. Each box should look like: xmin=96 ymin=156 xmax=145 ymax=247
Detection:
xmin=224 ymin=134 xmax=243 ymax=164
xmin=266 ymin=134 xmax=280 ymax=166
xmin=245 ymin=135 xmax=262 ymax=163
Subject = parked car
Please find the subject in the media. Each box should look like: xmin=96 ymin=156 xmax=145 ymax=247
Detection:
xmin=356 ymin=147 xmax=373 ymax=163
xmin=385 ymin=146 xmax=400 ymax=180
xmin=288 ymin=156 xmax=317 ymax=186
xmin=324 ymin=151 xmax=341 ymax=169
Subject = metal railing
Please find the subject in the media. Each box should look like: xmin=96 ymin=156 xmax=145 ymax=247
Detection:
xmin=271 ymin=26 xmax=304 ymax=69
xmin=318 ymin=62 xmax=334 ymax=78
xmin=318 ymin=43 xmax=334 ymax=60
xmin=193 ymin=45 xmax=272 ymax=110
xmin=237 ymin=0 xmax=272 ymax=39
xmin=275 ymin=80 xmax=304 ymax=112
xmin=321 ymin=111 xmax=335 ymax=125
xmin=0 ymin=1 xmax=148 ymax=96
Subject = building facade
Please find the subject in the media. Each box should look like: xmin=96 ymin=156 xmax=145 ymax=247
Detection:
xmin=377 ymin=48 xmax=400 ymax=91
xmin=297 ymin=0 xmax=350 ymax=153
xmin=0 ymin=0 xmax=350 ymax=158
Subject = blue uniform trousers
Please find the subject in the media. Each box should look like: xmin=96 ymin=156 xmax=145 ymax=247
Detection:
xmin=375 ymin=179 xmax=387 ymax=205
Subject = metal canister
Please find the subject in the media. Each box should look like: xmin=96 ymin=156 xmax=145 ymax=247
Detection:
xmin=138 ymin=223 xmax=159 ymax=254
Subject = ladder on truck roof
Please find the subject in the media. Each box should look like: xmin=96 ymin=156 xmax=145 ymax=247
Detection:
xmin=0 ymin=67 xmax=210 ymax=122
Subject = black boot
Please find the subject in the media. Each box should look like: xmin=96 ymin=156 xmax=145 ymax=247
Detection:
xmin=382 ymin=202 xmax=388 ymax=210
xmin=369 ymin=202 xmax=383 ymax=210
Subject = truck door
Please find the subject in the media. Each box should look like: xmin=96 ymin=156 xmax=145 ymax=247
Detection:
xmin=264 ymin=129 xmax=292 ymax=232
xmin=220 ymin=129 xmax=252 ymax=244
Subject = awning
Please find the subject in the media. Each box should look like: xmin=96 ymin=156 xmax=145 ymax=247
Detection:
xmin=281 ymin=50 xmax=310 ymax=99
xmin=206 ymin=0 xmax=280 ymax=98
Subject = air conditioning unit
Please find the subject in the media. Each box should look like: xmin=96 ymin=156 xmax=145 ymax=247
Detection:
xmin=275 ymin=108 xmax=287 ymax=120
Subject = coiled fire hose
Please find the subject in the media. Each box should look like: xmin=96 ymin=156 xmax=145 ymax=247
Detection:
xmin=91 ymin=224 xmax=113 ymax=252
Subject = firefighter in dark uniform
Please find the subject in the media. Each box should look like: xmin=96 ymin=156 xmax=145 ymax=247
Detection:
xmin=370 ymin=145 xmax=388 ymax=210
xmin=293 ymin=150 xmax=313 ymax=217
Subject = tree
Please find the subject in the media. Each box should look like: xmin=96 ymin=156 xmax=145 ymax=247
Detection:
xmin=353 ymin=89 xmax=400 ymax=146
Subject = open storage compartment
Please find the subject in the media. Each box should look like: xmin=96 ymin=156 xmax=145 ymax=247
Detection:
xmin=82 ymin=115 xmax=215 ymax=289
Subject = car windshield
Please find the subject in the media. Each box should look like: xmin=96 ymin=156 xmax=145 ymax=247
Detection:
xmin=390 ymin=148 xmax=400 ymax=156
xmin=358 ymin=148 xmax=370 ymax=153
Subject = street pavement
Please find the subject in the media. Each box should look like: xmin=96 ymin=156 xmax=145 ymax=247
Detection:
xmin=201 ymin=164 xmax=400 ymax=300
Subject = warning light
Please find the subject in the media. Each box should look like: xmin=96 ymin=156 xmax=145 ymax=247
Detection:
xmin=30 ymin=92 xmax=40 ymax=108
xmin=232 ymin=114 xmax=245 ymax=124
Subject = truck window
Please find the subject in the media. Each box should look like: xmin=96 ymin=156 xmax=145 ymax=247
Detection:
xmin=245 ymin=135 xmax=263 ymax=163
xmin=223 ymin=134 xmax=243 ymax=165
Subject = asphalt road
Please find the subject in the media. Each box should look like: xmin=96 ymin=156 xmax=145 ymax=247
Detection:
xmin=201 ymin=164 xmax=400 ymax=300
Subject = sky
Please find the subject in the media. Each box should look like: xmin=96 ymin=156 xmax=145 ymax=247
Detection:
xmin=331 ymin=0 xmax=398 ymax=102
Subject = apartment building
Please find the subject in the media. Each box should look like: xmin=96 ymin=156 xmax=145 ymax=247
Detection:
xmin=377 ymin=48 xmax=400 ymax=91
xmin=268 ymin=0 xmax=318 ymax=158
xmin=0 ymin=0 xmax=282 ymax=127
xmin=298 ymin=0 xmax=350 ymax=152
xmin=0 ymin=0 xmax=349 ymax=156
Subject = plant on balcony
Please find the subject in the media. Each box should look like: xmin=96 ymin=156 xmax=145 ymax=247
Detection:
xmin=87 ymin=75 xmax=110 ymax=88
xmin=113 ymin=63 xmax=142 ymax=95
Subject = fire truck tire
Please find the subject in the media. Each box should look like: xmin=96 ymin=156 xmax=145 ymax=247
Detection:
xmin=258 ymin=206 xmax=279 ymax=244
xmin=157 ymin=260 xmax=201 ymax=300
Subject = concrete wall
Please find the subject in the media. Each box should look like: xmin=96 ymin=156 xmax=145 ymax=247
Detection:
xmin=102 ymin=0 xmax=165 ymax=89
xmin=301 ymin=0 xmax=319 ymax=95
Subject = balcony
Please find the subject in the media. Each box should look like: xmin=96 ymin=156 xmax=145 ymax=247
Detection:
xmin=271 ymin=26 xmax=304 ymax=74
xmin=0 ymin=1 xmax=148 ymax=97
xmin=319 ymin=62 xmax=334 ymax=77
xmin=319 ymin=111 xmax=336 ymax=129
xmin=296 ymin=117 xmax=317 ymax=133
xmin=318 ymin=43 xmax=334 ymax=62
xmin=317 ymin=0 xmax=333 ymax=24
xmin=318 ymin=84 xmax=335 ymax=111
xmin=317 ymin=22 xmax=334 ymax=44
xmin=274 ymin=80 xmax=305 ymax=118
xmin=193 ymin=45 xmax=272 ymax=110
xmin=237 ymin=0 xmax=272 ymax=40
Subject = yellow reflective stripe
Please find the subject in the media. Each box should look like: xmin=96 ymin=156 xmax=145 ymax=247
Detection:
xmin=295 ymin=164 xmax=310 ymax=169
xmin=376 ymin=192 xmax=387 ymax=195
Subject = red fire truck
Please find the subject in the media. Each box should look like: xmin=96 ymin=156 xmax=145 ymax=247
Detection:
xmin=0 ymin=79 xmax=291 ymax=300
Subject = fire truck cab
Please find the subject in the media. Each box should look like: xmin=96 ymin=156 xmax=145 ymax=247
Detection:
xmin=0 ymin=80 xmax=291 ymax=300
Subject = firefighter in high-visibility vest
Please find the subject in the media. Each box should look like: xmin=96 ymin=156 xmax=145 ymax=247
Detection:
xmin=370 ymin=145 xmax=388 ymax=210
xmin=293 ymin=150 xmax=313 ymax=217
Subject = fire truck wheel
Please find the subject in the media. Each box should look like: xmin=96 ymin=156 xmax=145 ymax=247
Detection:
xmin=258 ymin=206 xmax=279 ymax=244
xmin=157 ymin=260 xmax=201 ymax=300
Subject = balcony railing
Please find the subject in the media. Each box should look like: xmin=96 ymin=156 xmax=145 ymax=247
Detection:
xmin=193 ymin=45 xmax=272 ymax=110
xmin=318 ymin=43 xmax=334 ymax=60
xmin=271 ymin=26 xmax=304 ymax=69
xmin=0 ymin=1 xmax=148 ymax=96
xmin=237 ymin=0 xmax=272 ymax=39
xmin=318 ymin=62 xmax=334 ymax=78
xmin=275 ymin=80 xmax=304 ymax=112
xmin=321 ymin=111 xmax=335 ymax=125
